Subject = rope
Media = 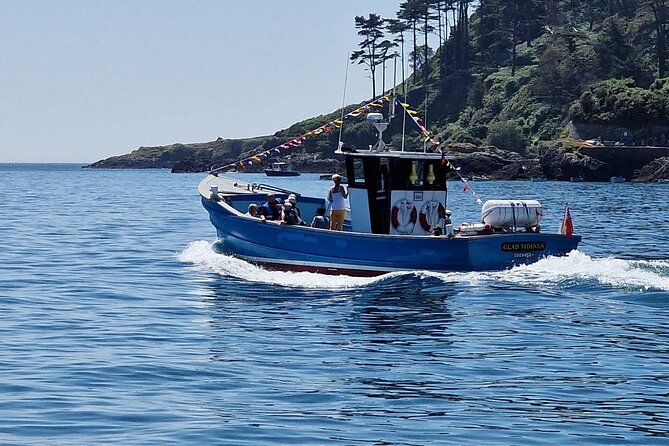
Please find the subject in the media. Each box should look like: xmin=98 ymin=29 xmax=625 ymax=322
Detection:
xmin=395 ymin=100 xmax=484 ymax=205
xmin=210 ymin=96 xmax=390 ymax=174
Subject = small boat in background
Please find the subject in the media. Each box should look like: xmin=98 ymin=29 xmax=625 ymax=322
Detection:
xmin=657 ymin=179 xmax=669 ymax=183
xmin=471 ymin=175 xmax=491 ymax=181
xmin=264 ymin=162 xmax=300 ymax=177
xmin=610 ymin=176 xmax=626 ymax=183
xmin=570 ymin=176 xmax=585 ymax=182
xmin=530 ymin=177 xmax=547 ymax=182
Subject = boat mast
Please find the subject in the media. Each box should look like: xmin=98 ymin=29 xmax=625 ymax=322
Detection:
xmin=401 ymin=42 xmax=407 ymax=152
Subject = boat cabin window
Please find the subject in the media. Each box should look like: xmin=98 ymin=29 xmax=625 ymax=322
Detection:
xmin=346 ymin=156 xmax=448 ymax=191
xmin=389 ymin=159 xmax=448 ymax=190
xmin=345 ymin=157 xmax=366 ymax=187
xmin=345 ymin=156 xmax=390 ymax=189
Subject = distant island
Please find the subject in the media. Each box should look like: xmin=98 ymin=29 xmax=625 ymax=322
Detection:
xmin=86 ymin=0 xmax=669 ymax=182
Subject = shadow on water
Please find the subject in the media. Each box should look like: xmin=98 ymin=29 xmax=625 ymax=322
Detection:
xmin=344 ymin=274 xmax=457 ymax=338
xmin=198 ymin=270 xmax=459 ymax=338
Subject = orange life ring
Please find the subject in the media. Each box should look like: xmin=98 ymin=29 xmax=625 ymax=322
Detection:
xmin=391 ymin=199 xmax=417 ymax=234
xmin=419 ymin=200 xmax=447 ymax=232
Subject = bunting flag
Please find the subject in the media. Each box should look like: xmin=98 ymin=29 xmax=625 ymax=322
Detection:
xmin=395 ymin=99 xmax=485 ymax=207
xmin=210 ymin=95 xmax=390 ymax=174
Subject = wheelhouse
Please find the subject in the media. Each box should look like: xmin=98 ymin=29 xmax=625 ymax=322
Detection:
xmin=342 ymin=150 xmax=451 ymax=235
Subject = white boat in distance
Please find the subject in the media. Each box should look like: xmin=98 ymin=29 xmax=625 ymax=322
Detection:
xmin=264 ymin=162 xmax=300 ymax=177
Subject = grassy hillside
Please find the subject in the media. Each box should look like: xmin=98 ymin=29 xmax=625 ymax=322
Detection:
xmin=88 ymin=0 xmax=669 ymax=172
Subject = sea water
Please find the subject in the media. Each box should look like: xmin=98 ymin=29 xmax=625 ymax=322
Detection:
xmin=1 ymin=164 xmax=668 ymax=445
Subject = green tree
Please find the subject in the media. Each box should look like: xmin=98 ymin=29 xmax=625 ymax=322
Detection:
xmin=594 ymin=16 xmax=638 ymax=80
xmin=485 ymin=120 xmax=528 ymax=154
xmin=350 ymin=14 xmax=387 ymax=98
xmin=386 ymin=18 xmax=411 ymax=93
xmin=647 ymin=0 xmax=668 ymax=77
xmin=398 ymin=0 xmax=423 ymax=84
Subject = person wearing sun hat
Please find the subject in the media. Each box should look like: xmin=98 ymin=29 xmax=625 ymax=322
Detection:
xmin=280 ymin=202 xmax=300 ymax=225
xmin=327 ymin=174 xmax=348 ymax=230
xmin=287 ymin=193 xmax=302 ymax=220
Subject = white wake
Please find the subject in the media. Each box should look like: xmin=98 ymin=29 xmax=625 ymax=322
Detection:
xmin=178 ymin=241 xmax=669 ymax=292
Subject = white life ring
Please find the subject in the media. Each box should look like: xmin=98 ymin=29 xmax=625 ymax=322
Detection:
xmin=391 ymin=199 xmax=417 ymax=234
xmin=419 ymin=200 xmax=446 ymax=232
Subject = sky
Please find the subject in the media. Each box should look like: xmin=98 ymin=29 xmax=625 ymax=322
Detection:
xmin=0 ymin=0 xmax=402 ymax=163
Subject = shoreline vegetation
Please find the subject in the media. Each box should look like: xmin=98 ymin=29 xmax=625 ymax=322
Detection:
xmin=86 ymin=0 xmax=669 ymax=182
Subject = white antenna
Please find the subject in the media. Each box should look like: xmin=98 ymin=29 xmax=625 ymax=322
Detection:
xmin=423 ymin=84 xmax=428 ymax=153
xmin=390 ymin=54 xmax=397 ymax=120
xmin=367 ymin=113 xmax=389 ymax=151
xmin=337 ymin=53 xmax=350 ymax=150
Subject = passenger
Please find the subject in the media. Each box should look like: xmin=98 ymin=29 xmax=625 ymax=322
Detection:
xmin=259 ymin=193 xmax=282 ymax=221
xmin=287 ymin=194 xmax=302 ymax=219
xmin=444 ymin=209 xmax=454 ymax=237
xmin=432 ymin=226 xmax=443 ymax=236
xmin=310 ymin=207 xmax=330 ymax=229
xmin=245 ymin=203 xmax=259 ymax=217
xmin=327 ymin=174 xmax=348 ymax=231
xmin=280 ymin=202 xmax=301 ymax=225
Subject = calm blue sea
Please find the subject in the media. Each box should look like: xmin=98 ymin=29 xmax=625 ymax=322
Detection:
xmin=1 ymin=163 xmax=668 ymax=445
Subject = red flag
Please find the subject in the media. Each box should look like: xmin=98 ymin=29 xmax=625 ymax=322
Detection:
xmin=560 ymin=206 xmax=574 ymax=237
xmin=463 ymin=184 xmax=471 ymax=192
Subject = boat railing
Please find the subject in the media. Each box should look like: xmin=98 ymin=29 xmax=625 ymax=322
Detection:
xmin=251 ymin=183 xmax=299 ymax=196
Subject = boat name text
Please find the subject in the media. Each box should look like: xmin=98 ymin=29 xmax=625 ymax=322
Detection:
xmin=501 ymin=241 xmax=546 ymax=252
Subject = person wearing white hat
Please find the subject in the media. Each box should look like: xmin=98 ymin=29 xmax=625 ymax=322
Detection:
xmin=287 ymin=194 xmax=302 ymax=220
xmin=327 ymin=174 xmax=348 ymax=231
xmin=444 ymin=209 xmax=454 ymax=237
xmin=280 ymin=202 xmax=300 ymax=225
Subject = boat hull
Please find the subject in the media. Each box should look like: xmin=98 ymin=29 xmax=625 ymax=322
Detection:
xmin=264 ymin=169 xmax=300 ymax=177
xmin=202 ymin=197 xmax=581 ymax=276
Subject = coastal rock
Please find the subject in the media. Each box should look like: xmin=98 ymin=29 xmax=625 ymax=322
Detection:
xmin=633 ymin=157 xmax=669 ymax=182
xmin=88 ymin=137 xmax=661 ymax=182
xmin=539 ymin=147 xmax=610 ymax=181
xmin=446 ymin=145 xmax=542 ymax=179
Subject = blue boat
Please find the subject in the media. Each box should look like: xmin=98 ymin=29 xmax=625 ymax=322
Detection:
xmin=610 ymin=176 xmax=626 ymax=183
xmin=199 ymin=108 xmax=580 ymax=276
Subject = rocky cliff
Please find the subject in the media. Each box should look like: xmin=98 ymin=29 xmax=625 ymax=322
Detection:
xmin=85 ymin=138 xmax=669 ymax=182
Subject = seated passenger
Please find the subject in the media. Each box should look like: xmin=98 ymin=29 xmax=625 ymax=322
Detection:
xmin=288 ymin=194 xmax=306 ymax=225
xmin=280 ymin=202 xmax=302 ymax=225
xmin=259 ymin=193 xmax=282 ymax=221
xmin=310 ymin=207 xmax=330 ymax=229
xmin=245 ymin=203 xmax=259 ymax=217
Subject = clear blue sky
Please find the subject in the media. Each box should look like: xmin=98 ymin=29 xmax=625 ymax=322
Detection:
xmin=0 ymin=1 xmax=401 ymax=163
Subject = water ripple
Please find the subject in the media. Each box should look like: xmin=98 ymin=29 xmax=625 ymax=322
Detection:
xmin=2 ymin=166 xmax=669 ymax=445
